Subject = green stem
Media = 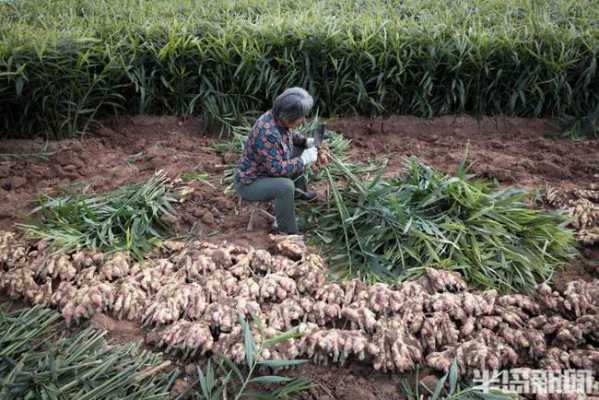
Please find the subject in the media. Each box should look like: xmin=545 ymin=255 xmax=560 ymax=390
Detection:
xmin=233 ymin=345 xmax=262 ymax=400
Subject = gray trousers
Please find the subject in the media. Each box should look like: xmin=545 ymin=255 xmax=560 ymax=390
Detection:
xmin=234 ymin=147 xmax=307 ymax=234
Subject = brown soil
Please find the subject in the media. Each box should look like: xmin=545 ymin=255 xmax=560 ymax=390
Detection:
xmin=1 ymin=114 xmax=598 ymax=400
xmin=288 ymin=363 xmax=406 ymax=400
xmin=2 ymin=114 xmax=598 ymax=238
xmin=89 ymin=313 xmax=144 ymax=344
xmin=328 ymin=114 xmax=599 ymax=188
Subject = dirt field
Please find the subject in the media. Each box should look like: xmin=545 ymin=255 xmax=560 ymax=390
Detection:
xmin=3 ymin=114 xmax=599 ymax=235
xmin=1 ymin=114 xmax=598 ymax=399
xmin=328 ymin=115 xmax=599 ymax=188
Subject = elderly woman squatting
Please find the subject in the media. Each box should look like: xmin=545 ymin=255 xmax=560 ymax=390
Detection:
xmin=234 ymin=88 xmax=319 ymax=235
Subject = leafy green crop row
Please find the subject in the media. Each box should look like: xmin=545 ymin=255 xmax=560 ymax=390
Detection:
xmin=1 ymin=0 xmax=598 ymax=138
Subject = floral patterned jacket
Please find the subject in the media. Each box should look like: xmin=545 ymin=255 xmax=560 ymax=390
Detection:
xmin=235 ymin=111 xmax=307 ymax=185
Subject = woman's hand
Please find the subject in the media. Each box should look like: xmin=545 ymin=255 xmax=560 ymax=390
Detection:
xmin=300 ymin=147 xmax=318 ymax=165
xmin=306 ymin=138 xmax=315 ymax=148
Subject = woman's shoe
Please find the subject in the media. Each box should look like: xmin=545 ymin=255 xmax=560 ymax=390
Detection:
xmin=294 ymin=189 xmax=317 ymax=202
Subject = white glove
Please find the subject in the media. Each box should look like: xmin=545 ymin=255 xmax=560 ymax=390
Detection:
xmin=300 ymin=147 xmax=318 ymax=166
xmin=306 ymin=138 xmax=315 ymax=148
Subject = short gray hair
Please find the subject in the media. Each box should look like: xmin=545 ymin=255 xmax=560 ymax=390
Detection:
xmin=272 ymin=87 xmax=314 ymax=122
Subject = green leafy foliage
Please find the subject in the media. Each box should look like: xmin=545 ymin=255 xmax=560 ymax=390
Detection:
xmin=0 ymin=305 xmax=177 ymax=399
xmin=179 ymin=316 xmax=311 ymax=400
xmin=1 ymin=0 xmax=598 ymax=137
xmin=307 ymin=157 xmax=577 ymax=292
xmin=400 ymin=361 xmax=518 ymax=400
xmin=20 ymin=171 xmax=177 ymax=259
xmin=557 ymin=107 xmax=599 ymax=139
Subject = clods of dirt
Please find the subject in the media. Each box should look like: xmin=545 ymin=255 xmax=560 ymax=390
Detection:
xmin=286 ymin=364 xmax=406 ymax=400
xmin=328 ymin=114 xmax=599 ymax=188
xmin=89 ymin=313 xmax=143 ymax=345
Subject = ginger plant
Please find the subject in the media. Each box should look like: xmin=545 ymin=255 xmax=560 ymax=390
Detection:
xmin=179 ymin=315 xmax=311 ymax=400
xmin=399 ymin=360 xmax=517 ymax=400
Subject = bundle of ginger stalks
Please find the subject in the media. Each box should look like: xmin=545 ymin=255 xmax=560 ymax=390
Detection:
xmin=307 ymin=156 xmax=576 ymax=293
xmin=0 ymin=305 xmax=176 ymax=399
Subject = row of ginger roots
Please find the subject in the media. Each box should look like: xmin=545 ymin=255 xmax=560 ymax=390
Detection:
xmin=545 ymin=184 xmax=599 ymax=245
xmin=1 ymin=231 xmax=598 ymax=376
